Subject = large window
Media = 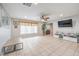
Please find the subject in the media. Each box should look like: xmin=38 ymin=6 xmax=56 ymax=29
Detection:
xmin=20 ymin=22 xmax=38 ymax=34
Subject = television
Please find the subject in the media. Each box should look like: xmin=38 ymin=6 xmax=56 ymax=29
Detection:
xmin=58 ymin=19 xmax=72 ymax=27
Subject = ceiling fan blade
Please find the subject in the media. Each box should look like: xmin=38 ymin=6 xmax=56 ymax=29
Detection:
xmin=22 ymin=3 xmax=32 ymax=7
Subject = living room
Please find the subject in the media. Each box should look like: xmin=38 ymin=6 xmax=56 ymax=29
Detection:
xmin=1 ymin=3 xmax=79 ymax=56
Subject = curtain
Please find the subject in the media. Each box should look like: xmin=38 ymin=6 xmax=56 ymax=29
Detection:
xmin=20 ymin=22 xmax=38 ymax=34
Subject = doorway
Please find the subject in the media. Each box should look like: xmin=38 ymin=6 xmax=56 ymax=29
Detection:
xmin=42 ymin=23 xmax=53 ymax=36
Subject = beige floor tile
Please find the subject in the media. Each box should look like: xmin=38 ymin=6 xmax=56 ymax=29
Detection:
xmin=2 ymin=35 xmax=79 ymax=56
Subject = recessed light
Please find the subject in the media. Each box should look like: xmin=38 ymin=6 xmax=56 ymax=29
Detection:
xmin=34 ymin=3 xmax=38 ymax=5
xmin=60 ymin=14 xmax=63 ymax=17
xmin=24 ymin=16 xmax=27 ymax=18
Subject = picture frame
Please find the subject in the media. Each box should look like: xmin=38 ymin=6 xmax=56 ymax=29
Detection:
xmin=13 ymin=21 xmax=18 ymax=28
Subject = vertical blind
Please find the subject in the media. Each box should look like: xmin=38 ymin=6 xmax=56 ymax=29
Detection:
xmin=20 ymin=22 xmax=38 ymax=34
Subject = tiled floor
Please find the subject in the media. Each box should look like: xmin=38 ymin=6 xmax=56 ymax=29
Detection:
xmin=3 ymin=35 xmax=79 ymax=56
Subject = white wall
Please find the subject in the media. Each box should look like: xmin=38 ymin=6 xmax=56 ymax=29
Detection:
xmin=53 ymin=15 xmax=79 ymax=36
xmin=0 ymin=5 xmax=11 ymax=54
xmin=11 ymin=19 xmax=20 ymax=38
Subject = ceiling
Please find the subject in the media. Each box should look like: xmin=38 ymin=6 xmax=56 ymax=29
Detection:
xmin=2 ymin=3 xmax=79 ymax=21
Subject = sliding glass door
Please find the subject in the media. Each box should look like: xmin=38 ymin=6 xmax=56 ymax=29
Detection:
xmin=20 ymin=22 xmax=38 ymax=34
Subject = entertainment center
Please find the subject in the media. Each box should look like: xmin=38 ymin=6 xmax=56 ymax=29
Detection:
xmin=54 ymin=32 xmax=79 ymax=43
xmin=54 ymin=19 xmax=79 ymax=43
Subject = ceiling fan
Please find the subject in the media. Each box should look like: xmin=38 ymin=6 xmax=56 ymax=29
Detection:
xmin=22 ymin=3 xmax=38 ymax=7
xmin=40 ymin=12 xmax=51 ymax=22
xmin=41 ymin=15 xmax=50 ymax=21
xmin=22 ymin=3 xmax=32 ymax=7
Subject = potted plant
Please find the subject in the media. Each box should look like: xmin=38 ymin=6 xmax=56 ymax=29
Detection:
xmin=59 ymin=32 xmax=63 ymax=39
xmin=76 ymin=33 xmax=79 ymax=43
xmin=42 ymin=22 xmax=47 ymax=35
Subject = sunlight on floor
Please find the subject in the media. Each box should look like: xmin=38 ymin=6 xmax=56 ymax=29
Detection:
xmin=20 ymin=36 xmax=42 ymax=51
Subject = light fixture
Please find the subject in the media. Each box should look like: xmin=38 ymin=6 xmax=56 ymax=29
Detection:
xmin=34 ymin=3 xmax=38 ymax=5
xmin=60 ymin=14 xmax=63 ymax=17
xmin=41 ymin=19 xmax=45 ymax=21
xmin=22 ymin=3 xmax=32 ymax=7
xmin=22 ymin=3 xmax=38 ymax=7
xmin=24 ymin=16 xmax=27 ymax=18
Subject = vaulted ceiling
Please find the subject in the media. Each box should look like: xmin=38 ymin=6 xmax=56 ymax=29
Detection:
xmin=2 ymin=3 xmax=79 ymax=21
